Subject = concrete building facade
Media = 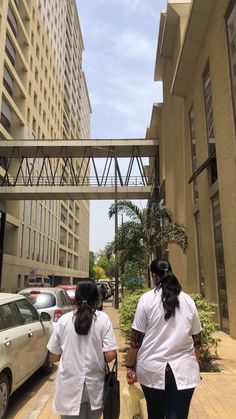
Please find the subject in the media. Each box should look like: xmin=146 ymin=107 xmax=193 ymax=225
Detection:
xmin=0 ymin=0 xmax=91 ymax=291
xmin=150 ymin=0 xmax=236 ymax=337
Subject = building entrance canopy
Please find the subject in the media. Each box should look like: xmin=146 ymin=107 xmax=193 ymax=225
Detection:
xmin=0 ymin=139 xmax=159 ymax=200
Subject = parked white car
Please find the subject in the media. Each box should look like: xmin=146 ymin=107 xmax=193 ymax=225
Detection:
xmin=18 ymin=287 xmax=73 ymax=323
xmin=0 ymin=293 xmax=53 ymax=419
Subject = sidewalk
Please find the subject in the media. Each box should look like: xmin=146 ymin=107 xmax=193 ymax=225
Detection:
xmin=39 ymin=300 xmax=236 ymax=419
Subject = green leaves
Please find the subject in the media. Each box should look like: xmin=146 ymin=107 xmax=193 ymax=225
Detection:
xmin=107 ymin=200 xmax=188 ymax=282
xmin=119 ymin=289 xmax=149 ymax=340
xmin=190 ymin=294 xmax=221 ymax=371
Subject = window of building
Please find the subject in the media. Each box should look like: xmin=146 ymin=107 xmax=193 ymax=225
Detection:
xmin=0 ymin=98 xmax=12 ymax=132
xmin=32 ymin=117 xmax=36 ymax=133
xmin=32 ymin=230 xmax=36 ymax=259
xmin=21 ymin=201 xmax=25 ymax=221
xmin=26 ymin=227 xmax=31 ymax=259
xmin=203 ymin=64 xmax=218 ymax=185
xmin=27 ymin=200 xmax=32 ymax=225
xmin=212 ymin=193 xmax=229 ymax=332
xmin=45 ymin=237 xmax=49 ymax=263
xmin=31 ymin=31 xmax=34 ymax=46
xmin=33 ymin=92 xmax=37 ymax=108
xmin=61 ymin=206 xmax=67 ymax=223
xmin=42 ymin=236 xmax=45 ymax=261
xmin=7 ymin=7 xmax=18 ymax=37
xmin=195 ymin=212 xmax=205 ymax=296
xmin=36 ymin=233 xmax=41 ymax=261
xmin=226 ymin=0 xmax=236 ymax=128
xmin=35 ymin=68 xmax=39 ymax=82
xmin=5 ymin=35 xmax=16 ymax=66
xmin=19 ymin=224 xmax=24 ymax=257
xmin=189 ymin=107 xmax=199 ymax=202
xmin=3 ymin=65 xmax=14 ymax=96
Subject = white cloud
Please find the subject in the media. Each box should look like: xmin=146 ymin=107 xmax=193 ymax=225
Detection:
xmin=89 ymin=0 xmax=157 ymax=17
xmin=115 ymin=31 xmax=155 ymax=62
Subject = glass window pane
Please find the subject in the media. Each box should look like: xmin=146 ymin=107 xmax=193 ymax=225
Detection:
xmin=212 ymin=194 xmax=229 ymax=332
xmin=203 ymin=65 xmax=218 ymax=184
xmin=16 ymin=299 xmax=39 ymax=324
xmin=226 ymin=1 xmax=236 ymax=122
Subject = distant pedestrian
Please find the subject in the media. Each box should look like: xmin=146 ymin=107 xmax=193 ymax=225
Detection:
xmin=126 ymin=259 xmax=202 ymax=419
xmin=47 ymin=280 xmax=117 ymax=419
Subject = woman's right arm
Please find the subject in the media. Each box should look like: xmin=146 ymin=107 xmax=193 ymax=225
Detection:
xmin=192 ymin=332 xmax=202 ymax=362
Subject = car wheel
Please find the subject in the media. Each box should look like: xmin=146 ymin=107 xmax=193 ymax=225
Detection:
xmin=0 ymin=373 xmax=10 ymax=419
xmin=40 ymin=352 xmax=54 ymax=375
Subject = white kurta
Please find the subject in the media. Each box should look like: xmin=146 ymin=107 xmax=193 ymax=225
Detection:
xmin=133 ymin=289 xmax=202 ymax=390
xmin=47 ymin=310 xmax=117 ymax=416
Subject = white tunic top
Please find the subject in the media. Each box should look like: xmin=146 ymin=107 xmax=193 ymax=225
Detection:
xmin=133 ymin=289 xmax=202 ymax=390
xmin=47 ymin=310 xmax=117 ymax=416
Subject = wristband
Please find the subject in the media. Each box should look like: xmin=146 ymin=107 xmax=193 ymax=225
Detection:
xmin=126 ymin=364 xmax=135 ymax=369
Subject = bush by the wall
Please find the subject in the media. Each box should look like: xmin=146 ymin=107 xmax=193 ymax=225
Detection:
xmin=119 ymin=289 xmax=148 ymax=341
xmin=190 ymin=293 xmax=221 ymax=371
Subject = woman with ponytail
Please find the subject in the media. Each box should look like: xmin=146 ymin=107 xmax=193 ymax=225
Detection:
xmin=47 ymin=280 xmax=117 ymax=419
xmin=126 ymin=259 xmax=202 ymax=419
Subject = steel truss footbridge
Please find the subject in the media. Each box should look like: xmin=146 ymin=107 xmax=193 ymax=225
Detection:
xmin=0 ymin=138 xmax=159 ymax=200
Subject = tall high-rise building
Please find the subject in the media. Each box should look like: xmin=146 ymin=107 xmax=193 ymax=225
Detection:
xmin=150 ymin=0 xmax=236 ymax=338
xmin=0 ymin=0 xmax=91 ymax=290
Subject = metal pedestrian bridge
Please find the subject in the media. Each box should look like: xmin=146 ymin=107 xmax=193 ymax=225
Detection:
xmin=0 ymin=139 xmax=159 ymax=200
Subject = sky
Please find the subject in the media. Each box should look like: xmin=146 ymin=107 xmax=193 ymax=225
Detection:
xmin=76 ymin=0 xmax=166 ymax=254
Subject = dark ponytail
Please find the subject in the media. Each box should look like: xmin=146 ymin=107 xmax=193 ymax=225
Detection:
xmin=74 ymin=280 xmax=99 ymax=335
xmin=150 ymin=259 xmax=181 ymax=321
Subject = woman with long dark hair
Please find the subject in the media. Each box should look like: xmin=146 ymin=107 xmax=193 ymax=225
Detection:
xmin=126 ymin=259 xmax=202 ymax=419
xmin=47 ymin=280 xmax=117 ymax=419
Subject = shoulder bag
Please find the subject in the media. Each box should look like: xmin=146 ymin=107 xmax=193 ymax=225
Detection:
xmin=103 ymin=358 xmax=120 ymax=419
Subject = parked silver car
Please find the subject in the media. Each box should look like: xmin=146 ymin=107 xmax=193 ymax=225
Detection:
xmin=18 ymin=288 xmax=73 ymax=323
xmin=0 ymin=293 xmax=53 ymax=419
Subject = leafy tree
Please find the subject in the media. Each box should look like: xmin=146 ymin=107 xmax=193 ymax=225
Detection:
xmin=89 ymin=251 xmax=96 ymax=280
xmin=108 ymin=200 xmax=188 ymax=255
xmin=96 ymin=251 xmax=116 ymax=279
xmin=107 ymin=200 xmax=188 ymax=284
xmin=94 ymin=266 xmax=106 ymax=280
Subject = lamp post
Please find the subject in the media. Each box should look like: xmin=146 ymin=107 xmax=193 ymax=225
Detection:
xmin=114 ymin=155 xmax=119 ymax=309
xmin=93 ymin=146 xmax=119 ymax=309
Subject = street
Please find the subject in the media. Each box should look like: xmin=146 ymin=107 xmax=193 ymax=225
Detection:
xmin=7 ymin=368 xmax=57 ymax=419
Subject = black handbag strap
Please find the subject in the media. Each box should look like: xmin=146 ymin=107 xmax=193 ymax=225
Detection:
xmin=105 ymin=357 xmax=118 ymax=380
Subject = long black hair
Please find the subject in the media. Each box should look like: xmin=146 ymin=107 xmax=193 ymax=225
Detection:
xmin=150 ymin=259 xmax=181 ymax=321
xmin=74 ymin=280 xmax=99 ymax=335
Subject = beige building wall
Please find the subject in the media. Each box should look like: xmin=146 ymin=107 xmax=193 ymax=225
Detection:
xmin=0 ymin=0 xmax=91 ymax=291
xmin=151 ymin=0 xmax=236 ymax=337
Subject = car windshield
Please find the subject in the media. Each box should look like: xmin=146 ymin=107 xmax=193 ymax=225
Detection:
xmin=65 ymin=289 xmax=76 ymax=298
xmin=22 ymin=292 xmax=56 ymax=309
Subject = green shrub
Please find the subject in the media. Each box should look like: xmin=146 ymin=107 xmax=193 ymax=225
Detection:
xmin=119 ymin=289 xmax=148 ymax=340
xmin=190 ymin=293 xmax=221 ymax=371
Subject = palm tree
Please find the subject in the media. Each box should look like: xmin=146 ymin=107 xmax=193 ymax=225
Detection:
xmin=107 ymin=200 xmax=188 ymax=271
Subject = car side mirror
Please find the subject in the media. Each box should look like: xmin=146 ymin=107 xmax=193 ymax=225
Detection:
xmin=40 ymin=312 xmax=51 ymax=322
